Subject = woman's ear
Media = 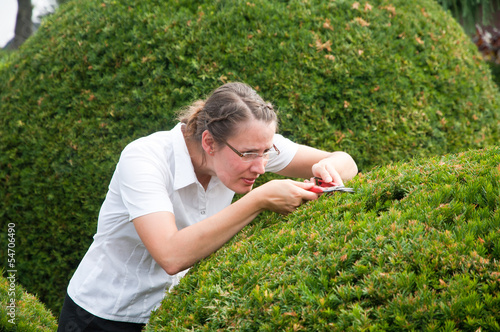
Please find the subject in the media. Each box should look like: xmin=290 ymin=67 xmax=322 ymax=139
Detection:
xmin=201 ymin=130 xmax=215 ymax=155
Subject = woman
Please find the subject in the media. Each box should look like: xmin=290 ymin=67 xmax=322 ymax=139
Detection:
xmin=57 ymin=82 xmax=358 ymax=331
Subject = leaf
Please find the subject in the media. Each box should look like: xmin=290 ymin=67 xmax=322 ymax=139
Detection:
xmin=354 ymin=17 xmax=370 ymax=27
xmin=314 ymin=38 xmax=332 ymax=52
xmin=323 ymin=18 xmax=333 ymax=30
xmin=382 ymin=5 xmax=396 ymax=17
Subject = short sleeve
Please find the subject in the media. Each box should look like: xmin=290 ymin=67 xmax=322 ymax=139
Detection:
xmin=265 ymin=134 xmax=299 ymax=173
xmin=116 ymin=141 xmax=174 ymax=221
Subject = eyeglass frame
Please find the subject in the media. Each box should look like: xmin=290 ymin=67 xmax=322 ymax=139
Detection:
xmin=224 ymin=141 xmax=280 ymax=162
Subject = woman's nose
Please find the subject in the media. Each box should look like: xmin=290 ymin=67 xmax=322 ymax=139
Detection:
xmin=249 ymin=157 xmax=267 ymax=174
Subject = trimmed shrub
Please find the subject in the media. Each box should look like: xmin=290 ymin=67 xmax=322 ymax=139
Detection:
xmin=0 ymin=273 xmax=57 ymax=332
xmin=147 ymin=146 xmax=500 ymax=331
xmin=0 ymin=0 xmax=499 ymax=315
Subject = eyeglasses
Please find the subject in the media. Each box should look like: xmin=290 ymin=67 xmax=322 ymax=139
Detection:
xmin=224 ymin=141 xmax=280 ymax=162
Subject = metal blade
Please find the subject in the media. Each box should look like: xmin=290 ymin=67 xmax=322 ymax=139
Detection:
xmin=321 ymin=186 xmax=355 ymax=193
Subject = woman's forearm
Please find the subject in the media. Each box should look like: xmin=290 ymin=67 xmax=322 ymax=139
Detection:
xmin=134 ymin=189 xmax=265 ymax=275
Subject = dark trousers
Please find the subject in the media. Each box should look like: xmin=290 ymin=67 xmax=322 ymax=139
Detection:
xmin=57 ymin=293 xmax=146 ymax=332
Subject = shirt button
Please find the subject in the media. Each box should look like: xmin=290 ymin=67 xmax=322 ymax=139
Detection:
xmin=200 ymin=210 xmax=206 ymax=215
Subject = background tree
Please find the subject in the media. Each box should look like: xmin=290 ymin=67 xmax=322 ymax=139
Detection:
xmin=5 ymin=0 xmax=33 ymax=50
xmin=437 ymin=0 xmax=500 ymax=33
xmin=4 ymin=0 xmax=64 ymax=50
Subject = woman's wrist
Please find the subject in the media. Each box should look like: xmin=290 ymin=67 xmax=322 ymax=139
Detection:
xmin=245 ymin=185 xmax=269 ymax=213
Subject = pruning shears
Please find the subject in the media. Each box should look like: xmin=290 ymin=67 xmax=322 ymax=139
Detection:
xmin=308 ymin=177 xmax=355 ymax=194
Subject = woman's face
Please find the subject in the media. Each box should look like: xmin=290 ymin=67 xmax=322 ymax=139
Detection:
xmin=212 ymin=119 xmax=276 ymax=194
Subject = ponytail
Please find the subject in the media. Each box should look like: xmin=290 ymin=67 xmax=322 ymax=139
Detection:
xmin=178 ymin=100 xmax=206 ymax=139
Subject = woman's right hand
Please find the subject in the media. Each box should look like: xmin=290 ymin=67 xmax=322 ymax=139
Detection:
xmin=250 ymin=179 xmax=320 ymax=215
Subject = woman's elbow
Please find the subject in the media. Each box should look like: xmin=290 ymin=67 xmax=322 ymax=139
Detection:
xmin=161 ymin=260 xmax=186 ymax=276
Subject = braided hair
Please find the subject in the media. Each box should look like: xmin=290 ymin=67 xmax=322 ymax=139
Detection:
xmin=178 ymin=82 xmax=277 ymax=144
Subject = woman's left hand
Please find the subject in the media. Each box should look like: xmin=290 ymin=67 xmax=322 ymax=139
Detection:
xmin=311 ymin=156 xmax=344 ymax=186
xmin=277 ymin=147 xmax=358 ymax=184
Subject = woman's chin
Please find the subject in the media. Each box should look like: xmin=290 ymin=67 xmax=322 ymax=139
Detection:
xmin=231 ymin=182 xmax=254 ymax=195
xmin=234 ymin=186 xmax=253 ymax=195
xmin=224 ymin=178 xmax=256 ymax=194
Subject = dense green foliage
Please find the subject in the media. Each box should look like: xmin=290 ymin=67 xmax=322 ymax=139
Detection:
xmin=0 ymin=273 xmax=57 ymax=332
xmin=0 ymin=0 xmax=499 ymax=316
xmin=148 ymin=146 xmax=500 ymax=331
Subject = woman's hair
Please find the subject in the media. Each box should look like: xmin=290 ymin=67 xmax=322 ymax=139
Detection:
xmin=178 ymin=82 xmax=277 ymax=144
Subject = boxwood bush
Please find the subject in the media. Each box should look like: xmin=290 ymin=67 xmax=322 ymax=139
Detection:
xmin=0 ymin=0 xmax=499 ymax=315
xmin=0 ymin=273 xmax=57 ymax=332
xmin=147 ymin=146 xmax=500 ymax=331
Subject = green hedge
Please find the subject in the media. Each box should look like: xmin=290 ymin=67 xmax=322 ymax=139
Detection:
xmin=0 ymin=0 xmax=499 ymax=315
xmin=147 ymin=146 xmax=500 ymax=331
xmin=0 ymin=273 xmax=57 ymax=332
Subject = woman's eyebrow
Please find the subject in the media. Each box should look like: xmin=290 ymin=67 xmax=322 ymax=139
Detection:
xmin=243 ymin=145 xmax=273 ymax=153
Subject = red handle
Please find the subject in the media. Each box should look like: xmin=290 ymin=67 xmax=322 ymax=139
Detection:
xmin=308 ymin=186 xmax=325 ymax=193
xmin=315 ymin=177 xmax=339 ymax=188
